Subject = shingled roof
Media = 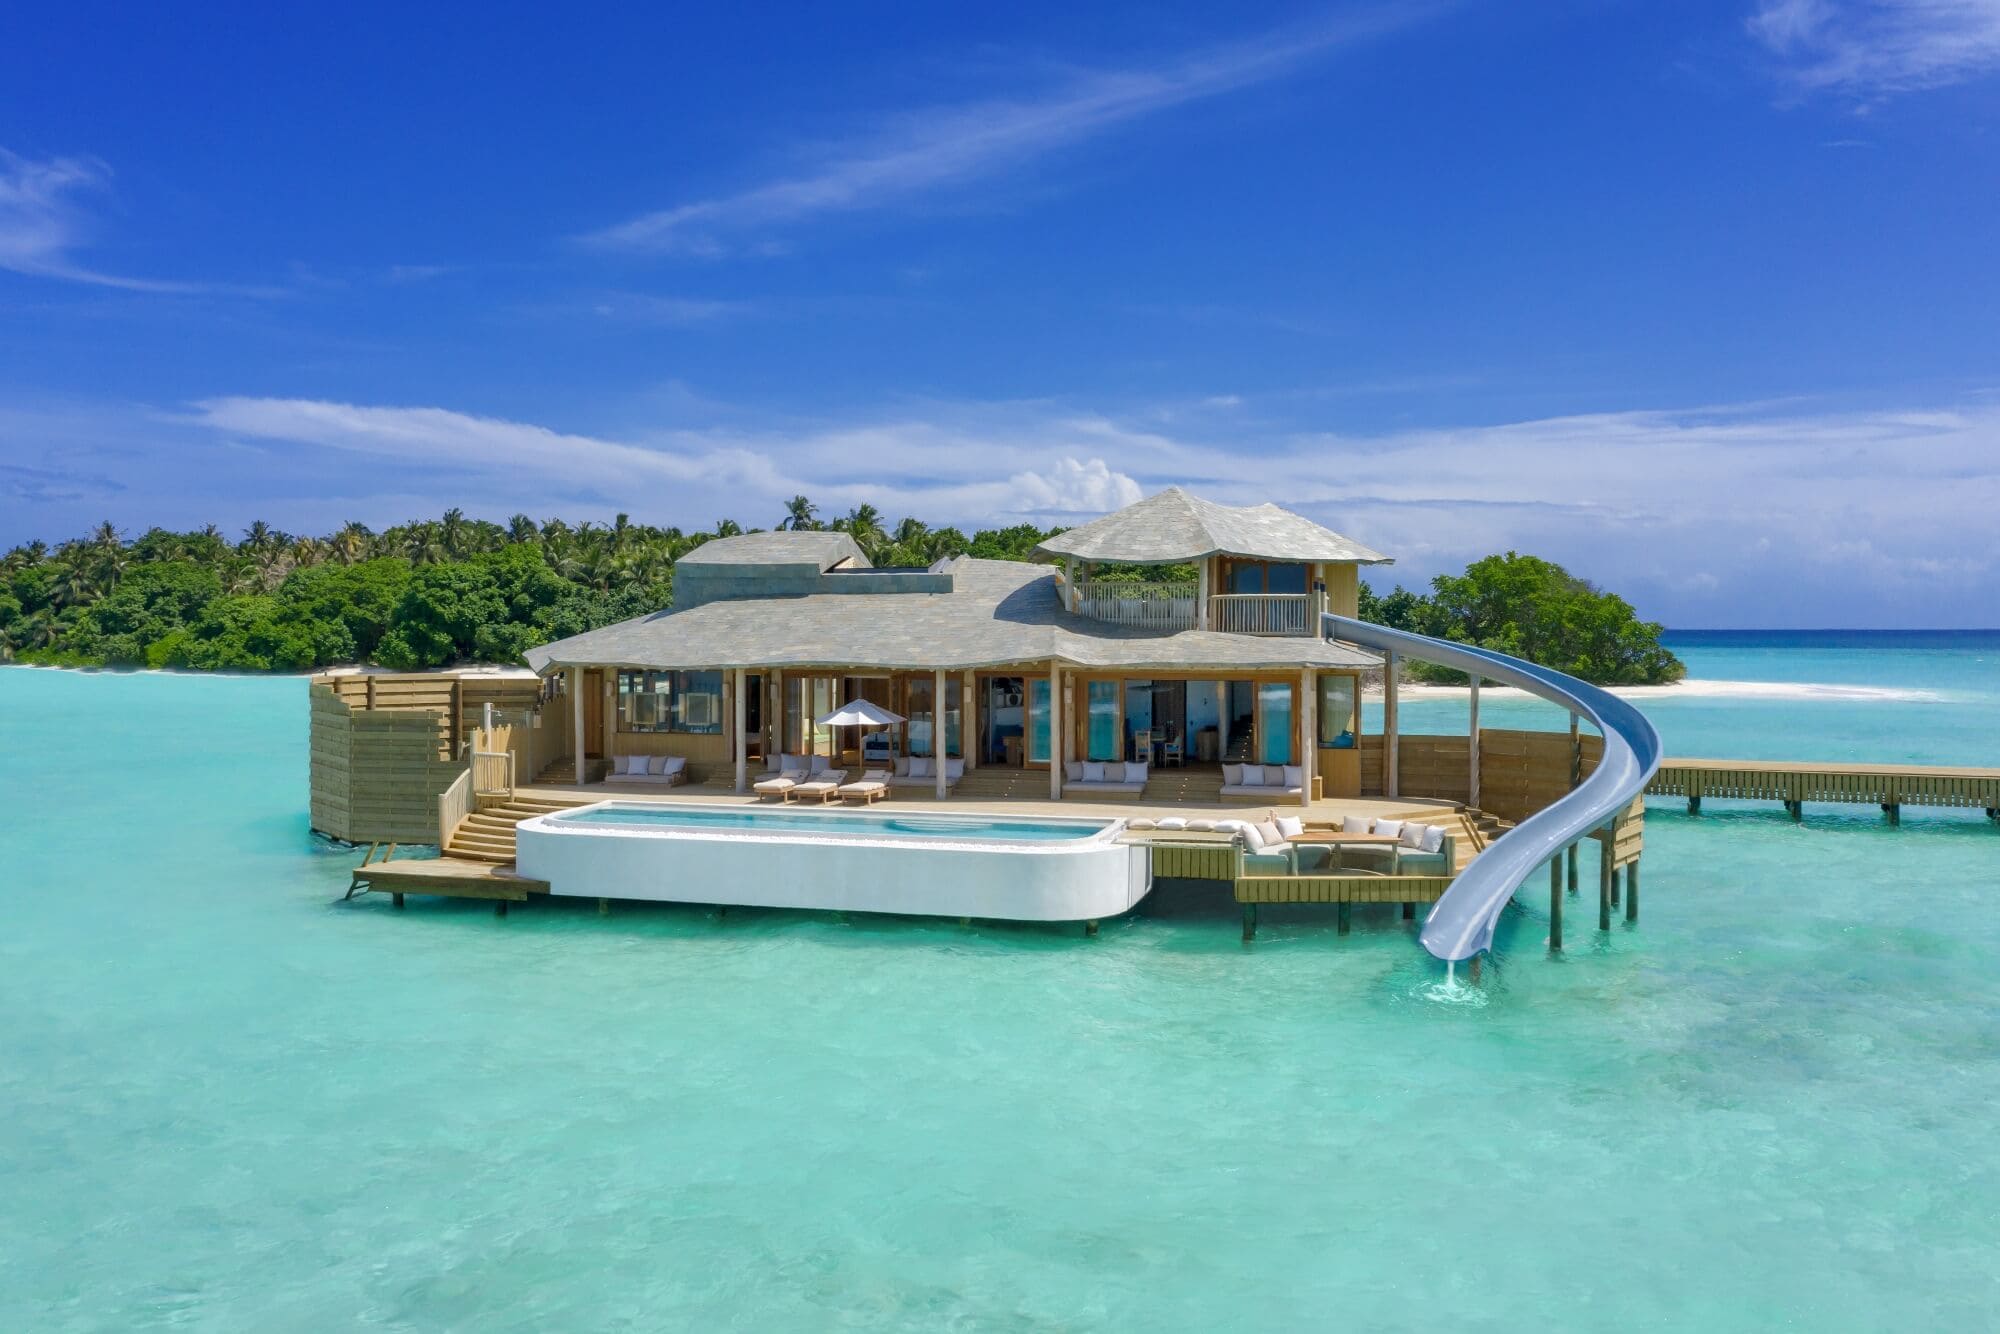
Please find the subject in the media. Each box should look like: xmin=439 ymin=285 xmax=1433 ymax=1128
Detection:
xmin=523 ymin=557 xmax=1377 ymax=674
xmin=1033 ymin=487 xmax=1390 ymax=565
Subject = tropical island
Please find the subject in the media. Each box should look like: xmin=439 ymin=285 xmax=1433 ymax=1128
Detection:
xmin=0 ymin=497 xmax=1682 ymax=685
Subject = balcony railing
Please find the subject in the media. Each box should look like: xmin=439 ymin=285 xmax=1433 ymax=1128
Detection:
xmin=1073 ymin=580 xmax=1198 ymax=631
xmin=1208 ymin=592 xmax=1318 ymax=636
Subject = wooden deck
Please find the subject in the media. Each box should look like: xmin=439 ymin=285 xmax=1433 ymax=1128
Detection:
xmin=345 ymin=850 xmax=547 ymax=908
xmin=1649 ymin=758 xmax=2000 ymax=821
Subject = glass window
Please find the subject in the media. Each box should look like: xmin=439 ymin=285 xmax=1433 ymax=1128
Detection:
xmin=906 ymin=676 xmax=936 ymax=756
xmin=1256 ymin=681 xmax=1294 ymax=765
xmin=617 ymin=670 xmax=724 ymax=734
xmin=1027 ymin=678 xmax=1051 ymax=763
xmin=1086 ymin=679 xmax=1120 ymax=761
xmin=1317 ymin=674 xmax=1357 ymax=748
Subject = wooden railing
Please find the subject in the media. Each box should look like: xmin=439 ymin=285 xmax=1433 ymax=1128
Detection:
xmin=1074 ymin=580 xmax=1198 ymax=631
xmin=437 ymin=766 xmax=472 ymax=850
xmin=471 ymin=749 xmax=516 ymax=799
xmin=1208 ymin=593 xmax=1316 ymax=636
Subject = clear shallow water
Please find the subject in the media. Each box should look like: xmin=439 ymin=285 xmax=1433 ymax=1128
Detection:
xmin=557 ymin=803 xmax=1112 ymax=842
xmin=3 ymin=637 xmax=1999 ymax=1330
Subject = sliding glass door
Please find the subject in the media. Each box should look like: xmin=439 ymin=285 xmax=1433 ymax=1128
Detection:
xmin=1255 ymin=681 xmax=1294 ymax=765
xmin=1027 ymin=678 xmax=1051 ymax=764
xmin=1085 ymin=679 xmax=1120 ymax=761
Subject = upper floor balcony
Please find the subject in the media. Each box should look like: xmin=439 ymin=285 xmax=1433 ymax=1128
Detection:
xmin=1070 ymin=580 xmax=1323 ymax=636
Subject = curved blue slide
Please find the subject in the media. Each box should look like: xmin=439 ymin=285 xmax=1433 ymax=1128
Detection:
xmin=1321 ymin=614 xmax=1665 ymax=962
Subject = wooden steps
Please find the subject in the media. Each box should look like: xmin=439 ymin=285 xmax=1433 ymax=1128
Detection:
xmin=536 ymin=755 xmax=609 ymax=785
xmin=443 ymin=794 xmax=587 ymax=863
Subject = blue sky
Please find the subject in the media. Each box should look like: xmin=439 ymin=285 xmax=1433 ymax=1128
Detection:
xmin=2 ymin=0 xmax=1997 ymax=627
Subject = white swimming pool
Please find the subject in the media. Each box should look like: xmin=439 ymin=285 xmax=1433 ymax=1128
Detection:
xmin=515 ymin=801 xmax=1153 ymax=923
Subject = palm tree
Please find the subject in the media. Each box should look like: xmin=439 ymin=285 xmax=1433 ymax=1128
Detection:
xmin=404 ymin=523 xmax=445 ymax=566
xmin=611 ymin=512 xmax=634 ymax=552
xmin=90 ymin=520 xmax=122 ymax=554
xmin=290 ymin=536 xmax=327 ymax=569
xmin=241 ymin=520 xmax=276 ymax=554
xmin=781 ymin=495 xmax=818 ymax=531
xmin=439 ymin=508 xmax=467 ymax=559
xmin=508 ymin=514 xmax=539 ymax=546
xmin=837 ymin=504 xmax=886 ymax=559
xmin=714 ymin=518 xmax=743 ymax=538
xmin=333 ymin=522 xmax=372 ymax=565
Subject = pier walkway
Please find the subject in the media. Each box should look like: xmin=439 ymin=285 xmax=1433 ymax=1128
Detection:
xmin=1649 ymin=759 xmax=2000 ymax=823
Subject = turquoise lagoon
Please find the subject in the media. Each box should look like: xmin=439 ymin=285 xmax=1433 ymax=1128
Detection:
xmin=4 ymin=632 xmax=2000 ymax=1329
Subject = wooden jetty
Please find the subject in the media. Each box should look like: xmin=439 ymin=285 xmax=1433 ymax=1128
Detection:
xmin=344 ymin=842 xmax=547 ymax=914
xmin=1648 ymin=759 xmax=2000 ymax=824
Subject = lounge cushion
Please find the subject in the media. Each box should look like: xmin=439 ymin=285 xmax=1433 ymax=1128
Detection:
xmin=1082 ymin=761 xmax=1106 ymax=783
xmin=1124 ymin=762 xmax=1148 ymax=784
xmin=1264 ymin=765 xmax=1287 ymax=787
xmin=1222 ymin=763 xmax=1244 ymax=786
xmin=1240 ymin=822 xmax=1266 ymax=851
xmin=1185 ymin=818 xmax=1217 ymax=833
xmin=894 ymin=756 xmax=911 ymax=776
xmin=1342 ymin=814 xmax=1371 ymax=833
xmin=1255 ymin=819 xmax=1285 ymax=848
xmin=1156 ymin=816 xmax=1189 ymax=831
xmin=945 ymin=758 xmax=965 ymax=782
xmin=1373 ymin=819 xmax=1404 ymax=839
xmin=1065 ymin=761 xmax=1083 ymax=782
xmin=1126 ymin=817 xmax=1157 ymax=830
xmin=1421 ymin=823 xmax=1446 ymax=854
xmin=1400 ymin=822 xmax=1428 ymax=849
xmin=1277 ymin=815 xmax=1305 ymax=840
xmin=662 ymin=756 xmax=687 ymax=776
xmin=1283 ymin=764 xmax=1304 ymax=789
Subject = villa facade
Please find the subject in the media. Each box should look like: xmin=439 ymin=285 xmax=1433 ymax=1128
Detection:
xmin=522 ymin=487 xmax=1398 ymax=807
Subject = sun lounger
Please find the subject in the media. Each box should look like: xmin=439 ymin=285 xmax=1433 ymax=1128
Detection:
xmin=839 ymin=770 xmax=891 ymax=804
xmin=753 ymin=767 xmax=808 ymax=800
xmin=789 ymin=770 xmax=848 ymax=803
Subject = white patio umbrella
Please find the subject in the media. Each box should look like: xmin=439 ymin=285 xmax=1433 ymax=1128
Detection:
xmin=815 ymin=699 xmax=905 ymax=768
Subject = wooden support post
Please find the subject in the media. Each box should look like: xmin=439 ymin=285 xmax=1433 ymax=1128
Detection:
xmin=1785 ymin=799 xmax=1803 ymax=822
xmin=570 ymin=666 xmax=586 ymax=791
xmin=597 ymin=897 xmax=609 ymax=916
xmin=1384 ymin=650 xmax=1401 ymax=798
xmin=1882 ymin=803 xmax=1900 ymax=826
xmin=1298 ymin=668 xmax=1315 ymax=808
xmin=935 ymin=668 xmax=949 ymax=800
xmin=392 ymin=892 xmax=405 ymax=909
xmin=1402 ymin=901 xmax=1415 ymax=920
xmin=1688 ymin=795 xmax=1701 ymax=815
xmin=733 ymin=667 xmax=749 ymax=794
xmin=1196 ymin=559 xmax=1210 ymax=630
xmin=1625 ymin=858 xmax=1640 ymax=923
xmin=1566 ymin=842 xmax=1579 ymax=893
xmin=1048 ymin=665 xmax=1064 ymax=800
xmin=495 ymin=901 xmax=508 ymax=918
xmin=1549 ymin=856 xmax=1563 ymax=951
xmin=964 ymin=671 xmax=978 ymax=771
xmin=1599 ymin=838 xmax=1613 ymax=931
xmin=1468 ymin=676 xmax=1481 ymax=810
xmin=1337 ymin=902 xmax=1352 ymax=935
xmin=1084 ymin=919 xmax=1099 ymax=937
xmin=1241 ymin=903 xmax=1257 ymax=941
xmin=1610 ymin=866 xmax=1621 ymax=909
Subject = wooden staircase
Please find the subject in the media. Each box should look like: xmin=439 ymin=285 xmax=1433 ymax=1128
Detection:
xmin=1141 ymin=767 xmax=1225 ymax=804
xmin=953 ymin=768 xmax=1049 ymax=801
xmin=444 ymin=793 xmax=585 ymax=863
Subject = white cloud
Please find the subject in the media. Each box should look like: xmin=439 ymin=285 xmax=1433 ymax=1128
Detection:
xmin=1749 ymin=0 xmax=2000 ymax=94
xmin=0 ymin=148 xmax=209 ymax=293
xmin=583 ymin=9 xmax=1420 ymax=255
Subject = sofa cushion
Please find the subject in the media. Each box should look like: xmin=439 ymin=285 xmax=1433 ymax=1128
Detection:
xmin=1222 ymin=763 xmax=1244 ymax=786
xmin=1239 ymin=821 xmax=1266 ymax=850
xmin=808 ymin=754 xmax=830 ymax=775
xmin=1082 ymin=761 xmax=1106 ymax=783
xmin=894 ymin=756 xmax=911 ymax=777
xmin=1421 ymin=823 xmax=1446 ymax=853
xmin=1400 ymin=822 xmax=1428 ymax=849
xmin=1156 ymin=816 xmax=1189 ymax=831
xmin=1255 ymin=819 xmax=1284 ymax=848
xmin=1373 ymin=819 xmax=1403 ymax=839
xmin=1065 ymin=761 xmax=1083 ymax=782
xmin=1124 ymin=762 xmax=1148 ymax=785
xmin=945 ymin=758 xmax=965 ymax=782
xmin=1283 ymin=764 xmax=1303 ymax=789
xmin=1185 ymin=818 xmax=1217 ymax=833
xmin=910 ymin=756 xmax=933 ymax=778
xmin=1277 ymin=815 xmax=1305 ymax=840
xmin=662 ymin=756 xmax=687 ymax=776
xmin=1342 ymin=814 xmax=1371 ymax=833
xmin=1263 ymin=765 xmax=1288 ymax=787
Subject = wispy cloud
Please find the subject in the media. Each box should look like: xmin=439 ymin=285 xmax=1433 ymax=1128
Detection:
xmin=0 ymin=148 xmax=212 ymax=293
xmin=1749 ymin=0 xmax=2000 ymax=95
xmin=585 ymin=292 xmax=755 ymax=325
xmin=583 ymin=7 xmax=1424 ymax=256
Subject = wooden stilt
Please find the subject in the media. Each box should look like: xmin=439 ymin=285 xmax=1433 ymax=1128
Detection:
xmin=1567 ymin=842 xmax=1578 ymax=894
xmin=392 ymin=892 xmax=405 ymax=910
xmin=597 ymin=897 xmax=609 ymax=916
xmin=495 ymin=901 xmax=508 ymax=918
xmin=1599 ymin=840 xmax=1612 ymax=931
xmin=1084 ymin=919 xmax=1099 ymax=937
xmin=1785 ymin=799 xmax=1803 ymax=822
xmin=1882 ymin=803 xmax=1900 ymax=826
xmin=1625 ymin=858 xmax=1640 ymax=923
xmin=1549 ymin=857 xmax=1563 ymax=951
xmin=1241 ymin=904 xmax=1258 ymax=941
xmin=1610 ymin=867 xmax=1621 ymax=909
xmin=1336 ymin=902 xmax=1352 ymax=935
xmin=1687 ymin=795 xmax=1701 ymax=815
xmin=1402 ymin=901 xmax=1415 ymax=920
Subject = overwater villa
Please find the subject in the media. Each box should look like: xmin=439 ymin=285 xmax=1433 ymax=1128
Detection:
xmin=316 ymin=487 xmax=1673 ymax=955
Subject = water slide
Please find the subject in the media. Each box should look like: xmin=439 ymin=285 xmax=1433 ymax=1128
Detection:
xmin=1320 ymin=614 xmax=1665 ymax=962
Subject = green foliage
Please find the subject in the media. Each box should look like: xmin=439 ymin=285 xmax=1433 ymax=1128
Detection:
xmin=0 ymin=508 xmax=1679 ymax=687
xmin=1363 ymin=552 xmax=1683 ymax=686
